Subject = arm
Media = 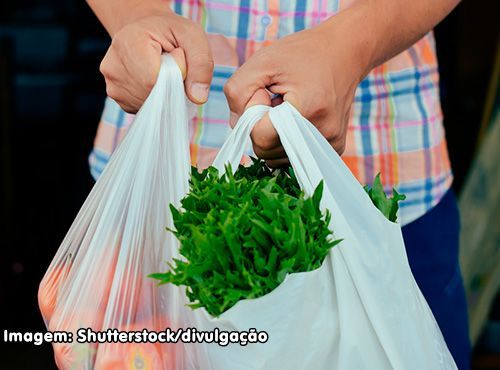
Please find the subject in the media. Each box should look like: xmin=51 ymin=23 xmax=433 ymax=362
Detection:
xmin=87 ymin=0 xmax=214 ymax=112
xmin=86 ymin=0 xmax=165 ymax=37
xmin=224 ymin=0 xmax=460 ymax=167
xmin=323 ymin=0 xmax=461 ymax=78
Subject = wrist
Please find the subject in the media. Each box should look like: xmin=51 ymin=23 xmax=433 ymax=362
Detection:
xmin=316 ymin=1 xmax=380 ymax=84
xmin=90 ymin=0 xmax=172 ymax=36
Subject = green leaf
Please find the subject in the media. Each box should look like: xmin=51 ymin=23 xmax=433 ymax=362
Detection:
xmin=151 ymin=158 xmax=340 ymax=316
xmin=365 ymin=173 xmax=406 ymax=222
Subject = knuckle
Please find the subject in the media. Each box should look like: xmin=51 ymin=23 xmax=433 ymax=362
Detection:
xmin=337 ymin=143 xmax=346 ymax=155
xmin=99 ymin=57 xmax=110 ymax=77
xmin=110 ymin=33 xmax=125 ymax=53
xmin=99 ymin=64 xmax=107 ymax=78
xmin=253 ymin=135 xmax=276 ymax=152
xmin=105 ymin=84 xmax=117 ymax=99
xmin=333 ymin=139 xmax=346 ymax=155
xmin=121 ymin=104 xmax=137 ymax=114
xmin=113 ymin=96 xmax=137 ymax=114
xmin=313 ymin=103 xmax=329 ymax=119
xmin=223 ymin=79 xmax=238 ymax=99
xmin=323 ymin=125 xmax=340 ymax=141
xmin=252 ymin=143 xmax=266 ymax=158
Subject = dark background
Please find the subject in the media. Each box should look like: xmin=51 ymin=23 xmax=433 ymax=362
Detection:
xmin=0 ymin=1 xmax=498 ymax=369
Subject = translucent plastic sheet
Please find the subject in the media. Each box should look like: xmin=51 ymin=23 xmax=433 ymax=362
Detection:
xmin=39 ymin=55 xmax=191 ymax=369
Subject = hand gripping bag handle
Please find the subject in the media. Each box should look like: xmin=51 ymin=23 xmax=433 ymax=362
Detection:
xmin=213 ymin=102 xmax=457 ymax=370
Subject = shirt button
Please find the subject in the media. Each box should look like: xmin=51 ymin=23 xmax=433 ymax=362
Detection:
xmin=261 ymin=14 xmax=272 ymax=26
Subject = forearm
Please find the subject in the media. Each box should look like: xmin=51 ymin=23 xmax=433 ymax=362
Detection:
xmin=319 ymin=0 xmax=460 ymax=82
xmin=86 ymin=0 xmax=171 ymax=36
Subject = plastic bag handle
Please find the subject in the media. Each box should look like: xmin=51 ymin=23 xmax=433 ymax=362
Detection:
xmin=213 ymin=101 xmax=395 ymax=233
xmin=212 ymin=105 xmax=270 ymax=173
xmin=213 ymin=102 xmax=364 ymax=196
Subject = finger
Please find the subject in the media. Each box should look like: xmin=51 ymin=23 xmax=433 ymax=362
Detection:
xmin=229 ymin=88 xmax=271 ymax=128
xmin=247 ymin=88 xmax=282 ymax=157
xmin=99 ymin=45 xmax=125 ymax=83
xmin=243 ymin=89 xmax=283 ymax=159
xmin=328 ymin=135 xmax=347 ymax=155
xmin=250 ymin=113 xmax=281 ymax=155
xmin=101 ymin=50 xmax=145 ymax=113
xmin=265 ymin=157 xmax=290 ymax=169
xmin=224 ymin=60 xmax=272 ymax=120
xmin=113 ymin=100 xmax=137 ymax=115
xmin=267 ymin=84 xmax=302 ymax=110
xmin=246 ymin=88 xmax=272 ymax=109
xmin=282 ymin=90 xmax=302 ymax=112
xmin=107 ymin=80 xmax=143 ymax=113
xmin=134 ymin=39 xmax=162 ymax=94
xmin=170 ymin=48 xmax=187 ymax=80
xmin=253 ymin=142 xmax=286 ymax=160
xmin=179 ymin=25 xmax=214 ymax=104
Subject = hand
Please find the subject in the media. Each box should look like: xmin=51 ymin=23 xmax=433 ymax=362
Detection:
xmin=223 ymin=24 xmax=366 ymax=168
xmin=223 ymin=0 xmax=460 ymax=168
xmin=99 ymin=7 xmax=214 ymax=113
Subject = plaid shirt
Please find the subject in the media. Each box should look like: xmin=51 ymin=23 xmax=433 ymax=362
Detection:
xmin=89 ymin=0 xmax=452 ymax=226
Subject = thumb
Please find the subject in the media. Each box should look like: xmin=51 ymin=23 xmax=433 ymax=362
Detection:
xmin=181 ymin=34 xmax=214 ymax=104
xmin=246 ymin=88 xmax=272 ymax=109
xmin=169 ymin=48 xmax=187 ymax=80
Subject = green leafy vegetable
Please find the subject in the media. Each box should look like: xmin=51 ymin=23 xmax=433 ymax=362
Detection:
xmin=150 ymin=158 xmax=339 ymax=317
xmin=364 ymin=173 xmax=406 ymax=222
xmin=151 ymin=160 xmax=406 ymax=317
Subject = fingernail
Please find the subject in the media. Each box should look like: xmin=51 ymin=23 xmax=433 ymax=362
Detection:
xmin=229 ymin=111 xmax=238 ymax=128
xmin=191 ymin=82 xmax=209 ymax=103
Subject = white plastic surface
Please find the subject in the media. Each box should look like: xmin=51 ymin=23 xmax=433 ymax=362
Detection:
xmin=39 ymin=55 xmax=191 ymax=369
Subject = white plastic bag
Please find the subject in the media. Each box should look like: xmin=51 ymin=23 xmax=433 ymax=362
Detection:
xmin=193 ymin=102 xmax=458 ymax=369
xmin=38 ymin=54 xmax=191 ymax=369
xmin=40 ymin=55 xmax=457 ymax=370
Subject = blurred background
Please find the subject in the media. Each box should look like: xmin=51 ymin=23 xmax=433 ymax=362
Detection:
xmin=0 ymin=0 xmax=498 ymax=369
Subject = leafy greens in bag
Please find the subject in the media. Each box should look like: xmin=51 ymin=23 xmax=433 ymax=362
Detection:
xmin=151 ymin=159 xmax=405 ymax=317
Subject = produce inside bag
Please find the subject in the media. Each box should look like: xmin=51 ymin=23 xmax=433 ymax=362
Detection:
xmin=151 ymin=158 xmax=405 ymax=317
xmin=38 ymin=55 xmax=190 ymax=369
